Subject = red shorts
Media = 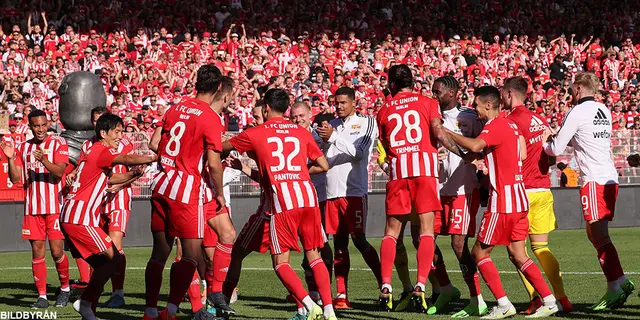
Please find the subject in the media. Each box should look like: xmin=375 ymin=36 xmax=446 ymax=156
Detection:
xmin=580 ymin=182 xmax=618 ymax=222
xmin=150 ymin=193 xmax=204 ymax=239
xmin=22 ymin=214 xmax=65 ymax=241
xmin=477 ymin=211 xmax=529 ymax=246
xmin=202 ymin=203 xmax=231 ymax=248
xmin=386 ymin=176 xmax=442 ymax=215
xmin=435 ymin=189 xmax=481 ymax=236
xmin=236 ymin=212 xmax=271 ymax=254
xmin=100 ymin=210 xmax=130 ymax=236
xmin=270 ymin=207 xmax=326 ymax=255
xmin=61 ymin=223 xmax=113 ymax=259
xmin=325 ymin=196 xmax=367 ymax=235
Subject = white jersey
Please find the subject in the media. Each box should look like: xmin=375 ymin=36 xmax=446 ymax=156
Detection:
xmin=310 ymin=129 xmax=327 ymax=202
xmin=543 ymin=98 xmax=618 ymax=185
xmin=324 ymin=113 xmax=377 ymax=199
xmin=439 ymin=106 xmax=483 ymax=196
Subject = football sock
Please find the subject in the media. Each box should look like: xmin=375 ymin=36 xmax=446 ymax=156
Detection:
xmin=594 ymin=238 xmax=625 ymax=290
xmin=434 ymin=246 xmax=452 ymax=289
xmin=360 ymin=244 xmax=383 ymax=287
xmin=531 ymin=242 xmax=566 ymax=299
xmin=321 ymin=244 xmax=334 ymax=282
xmin=274 ymin=263 xmax=310 ymax=306
xmin=416 ymin=234 xmax=435 ymax=287
xmin=187 ymin=271 xmax=203 ymax=312
xmin=54 ymin=254 xmax=70 ymax=291
xmin=168 ymin=257 xmax=198 ymax=314
xmin=511 ymin=249 xmax=538 ymax=301
xmin=310 ymin=258 xmax=332 ymax=314
xmin=212 ymin=242 xmax=233 ymax=293
xmin=222 ymin=250 xmax=244 ymax=300
xmin=206 ymin=256 xmax=214 ymax=295
xmin=76 ymin=258 xmax=90 ymax=283
xmin=463 ymin=270 xmax=482 ymax=298
xmin=520 ymin=259 xmax=553 ymax=301
xmin=380 ymin=235 xmax=397 ymax=289
xmin=78 ymin=299 xmax=97 ymax=320
xmin=82 ymin=250 xmax=121 ymax=312
xmin=32 ymin=257 xmax=47 ymax=298
xmin=394 ymin=239 xmax=413 ymax=292
xmin=334 ymin=249 xmax=350 ymax=295
xmin=111 ymin=250 xmax=126 ymax=293
xmin=144 ymin=259 xmax=165 ymax=308
xmin=477 ymin=257 xmax=507 ymax=300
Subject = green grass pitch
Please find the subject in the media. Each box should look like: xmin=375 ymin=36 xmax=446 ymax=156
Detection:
xmin=0 ymin=228 xmax=638 ymax=319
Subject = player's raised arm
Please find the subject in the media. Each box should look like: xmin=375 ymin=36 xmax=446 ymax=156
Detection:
xmin=149 ymin=126 xmax=162 ymax=153
xmin=1 ymin=139 xmax=22 ymax=184
xmin=542 ymin=113 xmax=578 ymax=156
xmin=446 ymin=128 xmax=488 ymax=153
xmin=111 ymin=153 xmax=157 ymax=167
xmin=225 ymin=152 xmax=260 ymax=182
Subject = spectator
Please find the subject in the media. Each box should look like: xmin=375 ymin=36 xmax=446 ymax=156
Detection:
xmin=557 ymin=162 xmax=578 ymax=187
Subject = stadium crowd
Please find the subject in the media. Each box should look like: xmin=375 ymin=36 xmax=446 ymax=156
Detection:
xmin=2 ymin=0 xmax=640 ymax=140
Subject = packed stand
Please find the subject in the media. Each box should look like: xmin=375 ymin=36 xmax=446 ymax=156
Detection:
xmin=2 ymin=0 xmax=640 ymax=183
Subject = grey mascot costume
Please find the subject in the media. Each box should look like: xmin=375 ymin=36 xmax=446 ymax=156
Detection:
xmin=58 ymin=71 xmax=107 ymax=166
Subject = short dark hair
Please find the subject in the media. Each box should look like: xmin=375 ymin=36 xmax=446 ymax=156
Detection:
xmin=220 ymin=76 xmax=235 ymax=95
xmin=388 ymin=64 xmax=414 ymax=90
xmin=434 ymin=76 xmax=460 ymax=92
xmin=91 ymin=106 xmax=108 ymax=119
xmin=474 ymin=86 xmax=502 ymax=108
xmin=264 ymin=89 xmax=290 ymax=114
xmin=195 ymin=64 xmax=223 ymax=94
xmin=557 ymin=162 xmax=567 ymax=170
xmin=503 ymin=76 xmax=528 ymax=97
xmin=95 ymin=113 xmax=124 ymax=139
xmin=335 ymin=87 xmax=355 ymax=101
xmin=28 ymin=109 xmax=47 ymax=122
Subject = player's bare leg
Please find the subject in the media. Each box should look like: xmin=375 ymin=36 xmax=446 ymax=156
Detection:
xmin=75 ymin=245 xmax=122 ymax=320
xmin=102 ymin=231 xmax=126 ymax=308
xmin=143 ymin=231 xmax=174 ymax=319
xmin=206 ymin=214 xmax=237 ymax=314
xmin=272 ymin=251 xmax=324 ymax=320
xmin=586 ymin=220 xmax=632 ymax=310
xmin=506 ymin=240 xmax=558 ymax=317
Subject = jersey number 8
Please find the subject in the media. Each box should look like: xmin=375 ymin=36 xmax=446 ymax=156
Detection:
xmin=268 ymin=136 xmax=301 ymax=172
xmin=166 ymin=122 xmax=186 ymax=157
xmin=388 ymin=110 xmax=422 ymax=147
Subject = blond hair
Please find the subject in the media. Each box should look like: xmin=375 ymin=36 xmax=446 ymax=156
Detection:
xmin=573 ymin=72 xmax=601 ymax=93
xmin=291 ymin=102 xmax=311 ymax=113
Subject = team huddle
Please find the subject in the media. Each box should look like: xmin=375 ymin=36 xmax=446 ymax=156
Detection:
xmin=0 ymin=64 xmax=636 ymax=320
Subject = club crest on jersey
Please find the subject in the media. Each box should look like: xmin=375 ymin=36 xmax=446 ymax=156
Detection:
xmin=109 ymin=148 xmax=120 ymax=155
xmin=22 ymin=229 xmax=31 ymax=235
xmin=351 ymin=124 xmax=361 ymax=130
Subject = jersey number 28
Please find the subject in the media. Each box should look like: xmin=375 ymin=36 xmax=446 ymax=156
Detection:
xmin=388 ymin=110 xmax=422 ymax=147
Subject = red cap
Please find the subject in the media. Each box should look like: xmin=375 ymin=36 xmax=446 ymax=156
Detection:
xmin=9 ymin=120 xmax=17 ymax=126
xmin=203 ymin=32 xmax=211 ymax=37
xmin=90 ymin=29 xmax=97 ymax=34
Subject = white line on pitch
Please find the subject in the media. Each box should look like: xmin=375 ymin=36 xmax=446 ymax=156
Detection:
xmin=0 ymin=266 xmax=639 ymax=275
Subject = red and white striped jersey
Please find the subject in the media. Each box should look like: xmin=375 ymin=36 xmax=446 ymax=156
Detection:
xmin=81 ymin=138 xmax=134 ymax=213
xmin=478 ymin=117 xmax=529 ymax=214
xmin=15 ymin=135 xmax=69 ymax=215
xmin=61 ymin=141 xmax=122 ymax=226
xmin=104 ymin=139 xmax=134 ymax=213
xmin=377 ymin=91 xmax=441 ymax=180
xmin=151 ymin=97 xmax=224 ymax=205
xmin=229 ymin=117 xmax=323 ymax=214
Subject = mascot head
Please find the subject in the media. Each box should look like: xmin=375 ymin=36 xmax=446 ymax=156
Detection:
xmin=58 ymin=71 xmax=107 ymax=131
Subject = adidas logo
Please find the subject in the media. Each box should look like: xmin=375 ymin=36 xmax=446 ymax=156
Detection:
xmin=593 ymin=109 xmax=611 ymax=125
xmin=529 ymin=116 xmax=547 ymax=132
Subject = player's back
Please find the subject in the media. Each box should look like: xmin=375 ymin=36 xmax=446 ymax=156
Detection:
xmin=562 ymin=99 xmax=618 ymax=184
xmin=231 ymin=117 xmax=323 ymax=214
xmin=152 ymin=97 xmax=223 ymax=204
xmin=506 ymin=106 xmax=551 ymax=189
xmin=377 ymin=91 xmax=441 ymax=180
xmin=480 ymin=117 xmax=528 ymax=214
